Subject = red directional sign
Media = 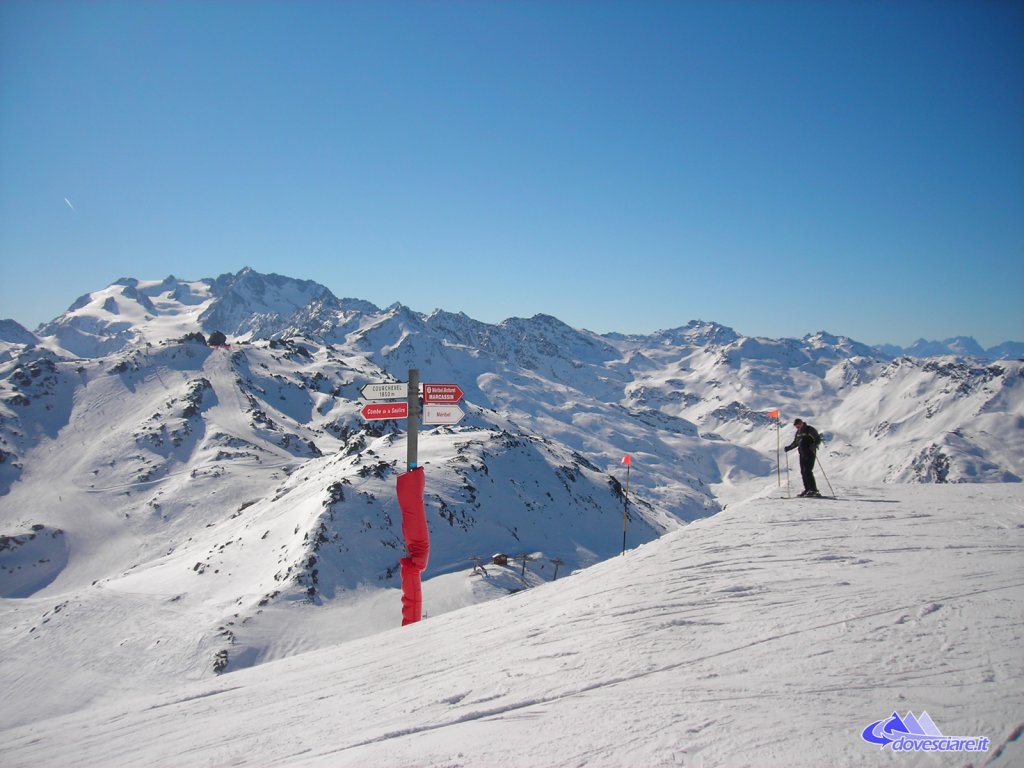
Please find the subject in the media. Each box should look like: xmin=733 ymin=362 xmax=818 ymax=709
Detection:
xmin=423 ymin=383 xmax=464 ymax=404
xmin=361 ymin=402 xmax=409 ymax=421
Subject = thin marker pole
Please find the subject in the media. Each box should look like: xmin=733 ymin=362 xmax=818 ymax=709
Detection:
xmin=621 ymin=455 xmax=631 ymax=555
xmin=776 ymin=419 xmax=781 ymax=487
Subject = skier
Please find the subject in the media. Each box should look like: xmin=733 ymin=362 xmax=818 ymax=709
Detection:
xmin=784 ymin=418 xmax=822 ymax=497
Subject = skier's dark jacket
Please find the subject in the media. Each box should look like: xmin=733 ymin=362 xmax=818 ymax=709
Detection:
xmin=785 ymin=424 xmax=821 ymax=458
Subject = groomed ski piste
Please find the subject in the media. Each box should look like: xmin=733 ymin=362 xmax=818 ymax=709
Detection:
xmin=3 ymin=480 xmax=1021 ymax=768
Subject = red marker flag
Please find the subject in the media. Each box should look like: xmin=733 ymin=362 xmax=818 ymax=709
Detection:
xmin=766 ymin=409 xmax=780 ymax=419
xmin=621 ymin=454 xmax=632 ymax=466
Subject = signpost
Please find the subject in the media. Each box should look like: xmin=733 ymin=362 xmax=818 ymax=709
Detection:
xmin=358 ymin=373 xmax=469 ymax=470
xmin=359 ymin=369 xmax=467 ymax=626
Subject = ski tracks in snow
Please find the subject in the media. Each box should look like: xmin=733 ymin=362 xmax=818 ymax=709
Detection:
xmin=280 ymin=486 xmax=1024 ymax=767
xmin=2 ymin=484 xmax=1022 ymax=768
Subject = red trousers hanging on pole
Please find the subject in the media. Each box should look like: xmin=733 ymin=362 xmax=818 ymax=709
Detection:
xmin=397 ymin=467 xmax=428 ymax=625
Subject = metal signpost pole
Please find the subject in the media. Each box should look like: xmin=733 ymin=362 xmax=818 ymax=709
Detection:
xmin=407 ymin=368 xmax=419 ymax=471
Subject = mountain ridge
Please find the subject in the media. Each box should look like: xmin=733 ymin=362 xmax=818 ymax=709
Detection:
xmin=4 ymin=267 xmax=1021 ymax=360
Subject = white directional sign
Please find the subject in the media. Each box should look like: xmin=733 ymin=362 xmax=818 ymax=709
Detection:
xmin=422 ymin=403 xmax=465 ymax=425
xmin=360 ymin=382 xmax=407 ymax=401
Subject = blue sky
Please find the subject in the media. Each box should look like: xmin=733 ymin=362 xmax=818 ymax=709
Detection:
xmin=1 ymin=0 xmax=1022 ymax=347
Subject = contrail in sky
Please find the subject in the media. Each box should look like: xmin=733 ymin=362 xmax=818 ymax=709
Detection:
xmin=64 ymin=197 xmax=76 ymax=212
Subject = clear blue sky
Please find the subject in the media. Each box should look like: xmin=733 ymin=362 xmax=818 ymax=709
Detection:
xmin=2 ymin=0 xmax=1022 ymax=347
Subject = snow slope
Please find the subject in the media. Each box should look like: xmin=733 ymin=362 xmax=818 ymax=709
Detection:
xmin=3 ymin=482 xmax=1021 ymax=767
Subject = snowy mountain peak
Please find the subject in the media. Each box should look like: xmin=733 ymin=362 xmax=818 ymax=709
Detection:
xmin=34 ymin=277 xmax=216 ymax=357
xmin=200 ymin=268 xmax=338 ymax=338
xmin=880 ymin=336 xmax=1021 ymax=360
xmin=907 ymin=336 xmax=987 ymax=358
xmin=644 ymin=320 xmax=740 ymax=348
xmin=803 ymin=330 xmax=879 ymax=359
xmin=0 ymin=319 xmax=37 ymax=348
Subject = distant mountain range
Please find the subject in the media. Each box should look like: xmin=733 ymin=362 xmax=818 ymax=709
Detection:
xmin=1 ymin=267 xmax=1021 ymax=711
xmin=2 ymin=268 xmax=1022 ymax=360
xmin=876 ymin=337 xmax=1024 ymax=360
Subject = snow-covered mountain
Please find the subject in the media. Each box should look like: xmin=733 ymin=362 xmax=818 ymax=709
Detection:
xmin=13 ymin=267 xmax=1024 ymax=361
xmin=1 ymin=268 xmax=1022 ymax=761
xmin=876 ymin=336 xmax=1024 ymax=360
xmin=0 ymin=319 xmax=37 ymax=350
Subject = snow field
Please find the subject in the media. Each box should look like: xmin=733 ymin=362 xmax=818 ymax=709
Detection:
xmin=2 ymin=482 xmax=1021 ymax=767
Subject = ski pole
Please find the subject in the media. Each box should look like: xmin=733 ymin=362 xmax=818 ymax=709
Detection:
xmin=815 ymin=453 xmax=836 ymax=498
xmin=785 ymin=450 xmax=791 ymax=498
